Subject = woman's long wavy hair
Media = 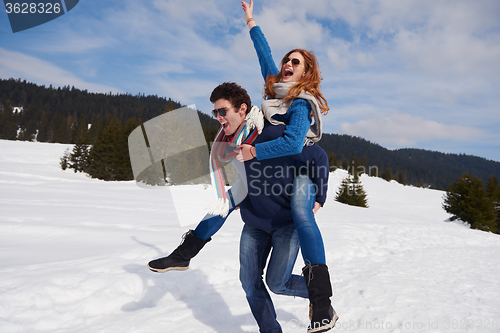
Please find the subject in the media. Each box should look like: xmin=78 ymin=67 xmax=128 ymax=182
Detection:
xmin=264 ymin=49 xmax=329 ymax=115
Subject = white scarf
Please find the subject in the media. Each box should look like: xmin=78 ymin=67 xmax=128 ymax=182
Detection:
xmin=260 ymin=82 xmax=323 ymax=145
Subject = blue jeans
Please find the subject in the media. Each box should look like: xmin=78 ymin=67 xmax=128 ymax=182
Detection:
xmin=239 ymin=224 xmax=308 ymax=333
xmin=193 ymin=184 xmax=241 ymax=241
xmin=193 ymin=207 xmax=233 ymax=241
xmin=291 ymin=173 xmax=326 ymax=265
xmin=193 ymin=165 xmax=249 ymax=241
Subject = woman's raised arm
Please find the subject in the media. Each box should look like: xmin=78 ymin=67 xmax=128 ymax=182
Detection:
xmin=241 ymin=0 xmax=257 ymax=30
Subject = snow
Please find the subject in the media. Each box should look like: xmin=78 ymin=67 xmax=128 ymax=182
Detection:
xmin=1 ymin=139 xmax=499 ymax=333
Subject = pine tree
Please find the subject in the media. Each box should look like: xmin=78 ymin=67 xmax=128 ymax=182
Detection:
xmin=87 ymin=117 xmax=134 ymax=181
xmin=120 ymin=117 xmax=140 ymax=180
xmin=60 ymin=148 xmax=71 ymax=171
xmin=36 ymin=110 xmax=51 ymax=142
xmin=341 ymin=158 xmax=349 ymax=170
xmin=443 ymin=173 xmax=497 ymax=233
xmin=486 ymin=176 xmax=500 ymax=234
xmin=69 ymin=141 xmax=91 ymax=173
xmin=397 ymin=171 xmax=406 ymax=185
xmin=52 ymin=113 xmax=71 ymax=143
xmin=328 ymin=152 xmax=337 ymax=170
xmin=335 ymin=177 xmax=351 ymax=204
xmin=335 ymin=175 xmax=368 ymax=208
xmin=0 ymin=100 xmax=19 ymax=140
xmin=382 ymin=167 xmax=392 ymax=181
xmin=87 ymin=117 xmax=124 ymax=180
xmin=71 ymin=114 xmax=90 ymax=144
xmin=351 ymin=176 xmax=368 ymax=207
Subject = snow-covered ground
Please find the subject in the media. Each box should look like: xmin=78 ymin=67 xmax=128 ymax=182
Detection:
xmin=0 ymin=140 xmax=499 ymax=333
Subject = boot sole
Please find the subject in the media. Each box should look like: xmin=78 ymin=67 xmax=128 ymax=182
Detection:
xmin=307 ymin=313 xmax=339 ymax=333
xmin=147 ymin=264 xmax=189 ymax=273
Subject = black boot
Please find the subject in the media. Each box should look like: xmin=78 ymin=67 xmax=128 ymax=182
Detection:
xmin=303 ymin=264 xmax=339 ymax=333
xmin=148 ymin=230 xmax=211 ymax=273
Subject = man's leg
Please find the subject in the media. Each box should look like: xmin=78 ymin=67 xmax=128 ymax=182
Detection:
xmin=148 ymin=186 xmax=240 ymax=272
xmin=239 ymin=224 xmax=282 ymax=333
xmin=194 ymin=183 xmax=243 ymax=240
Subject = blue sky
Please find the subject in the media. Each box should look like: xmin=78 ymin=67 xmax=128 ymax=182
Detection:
xmin=1 ymin=0 xmax=500 ymax=162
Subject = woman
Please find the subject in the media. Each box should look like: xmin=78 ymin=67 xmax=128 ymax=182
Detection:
xmin=238 ymin=0 xmax=337 ymax=331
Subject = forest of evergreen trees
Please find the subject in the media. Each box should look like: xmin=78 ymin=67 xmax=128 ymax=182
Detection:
xmin=0 ymin=78 xmax=219 ymax=181
xmin=1 ymin=77 xmax=499 ymax=190
xmin=317 ymin=133 xmax=500 ymax=190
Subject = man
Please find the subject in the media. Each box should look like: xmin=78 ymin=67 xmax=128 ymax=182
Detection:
xmin=148 ymin=82 xmax=333 ymax=333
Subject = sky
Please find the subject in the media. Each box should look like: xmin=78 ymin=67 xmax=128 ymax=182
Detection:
xmin=1 ymin=0 xmax=500 ymax=162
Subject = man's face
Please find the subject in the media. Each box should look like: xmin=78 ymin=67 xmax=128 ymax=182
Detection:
xmin=214 ymin=98 xmax=247 ymax=136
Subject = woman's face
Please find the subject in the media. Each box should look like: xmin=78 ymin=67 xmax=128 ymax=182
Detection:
xmin=282 ymin=51 xmax=306 ymax=83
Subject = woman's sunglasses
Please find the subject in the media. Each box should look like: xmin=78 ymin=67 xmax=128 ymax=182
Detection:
xmin=283 ymin=57 xmax=301 ymax=66
xmin=212 ymin=107 xmax=229 ymax=118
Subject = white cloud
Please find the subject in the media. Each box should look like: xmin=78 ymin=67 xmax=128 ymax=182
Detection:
xmin=0 ymin=48 xmax=120 ymax=94
xmin=326 ymin=41 xmax=350 ymax=69
xmin=153 ymin=0 xmax=226 ymax=26
xmin=339 ymin=113 xmax=483 ymax=147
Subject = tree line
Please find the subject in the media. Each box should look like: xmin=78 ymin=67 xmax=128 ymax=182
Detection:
xmin=1 ymin=78 xmax=219 ymax=181
xmin=1 ymin=77 xmax=499 ymax=190
xmin=318 ymin=134 xmax=500 ymax=191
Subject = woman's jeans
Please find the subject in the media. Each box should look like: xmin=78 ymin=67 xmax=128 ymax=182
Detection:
xmin=239 ymin=224 xmax=308 ymax=333
xmin=291 ymin=172 xmax=326 ymax=265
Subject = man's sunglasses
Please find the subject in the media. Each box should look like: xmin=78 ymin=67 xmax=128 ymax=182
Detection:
xmin=212 ymin=107 xmax=231 ymax=118
xmin=283 ymin=57 xmax=301 ymax=66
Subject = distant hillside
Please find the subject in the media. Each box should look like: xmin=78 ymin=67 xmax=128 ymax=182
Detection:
xmin=317 ymin=134 xmax=500 ymax=190
xmin=1 ymin=77 xmax=499 ymax=189
xmin=0 ymin=77 xmax=219 ymax=145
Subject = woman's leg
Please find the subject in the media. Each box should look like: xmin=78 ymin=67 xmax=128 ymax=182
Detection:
xmin=239 ymin=224 xmax=282 ymax=333
xmin=265 ymin=224 xmax=308 ymax=298
xmin=292 ymin=173 xmax=338 ymax=330
xmin=291 ymin=172 xmax=326 ymax=265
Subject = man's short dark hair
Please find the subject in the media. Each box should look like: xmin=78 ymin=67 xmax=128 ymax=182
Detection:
xmin=210 ymin=82 xmax=252 ymax=114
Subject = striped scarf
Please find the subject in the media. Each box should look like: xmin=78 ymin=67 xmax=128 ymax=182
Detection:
xmin=207 ymin=105 xmax=263 ymax=217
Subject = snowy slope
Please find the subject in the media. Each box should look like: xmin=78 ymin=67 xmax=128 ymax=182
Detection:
xmin=0 ymin=140 xmax=499 ymax=333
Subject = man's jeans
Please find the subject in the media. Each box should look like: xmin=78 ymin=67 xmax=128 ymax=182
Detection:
xmin=291 ymin=173 xmax=326 ymax=265
xmin=239 ymin=224 xmax=309 ymax=333
xmin=193 ymin=178 xmax=245 ymax=241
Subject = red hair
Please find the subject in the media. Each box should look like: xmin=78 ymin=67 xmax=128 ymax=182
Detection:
xmin=264 ymin=49 xmax=329 ymax=115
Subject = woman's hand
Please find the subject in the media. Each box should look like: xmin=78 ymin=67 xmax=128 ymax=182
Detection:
xmin=241 ymin=0 xmax=256 ymax=29
xmin=313 ymin=202 xmax=321 ymax=214
xmin=236 ymin=144 xmax=256 ymax=162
